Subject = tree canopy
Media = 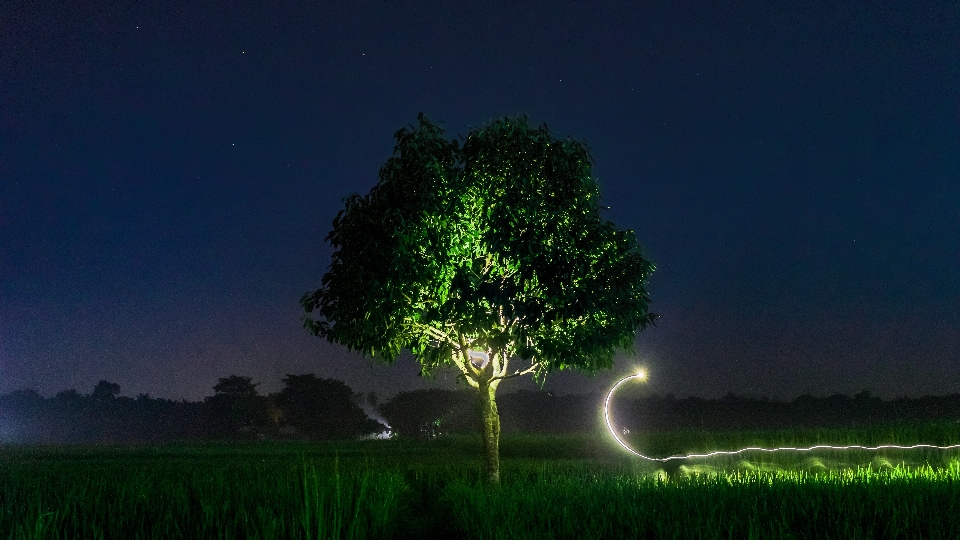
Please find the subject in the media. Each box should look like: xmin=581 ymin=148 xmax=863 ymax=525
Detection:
xmin=301 ymin=114 xmax=655 ymax=383
xmin=212 ymin=375 xmax=260 ymax=396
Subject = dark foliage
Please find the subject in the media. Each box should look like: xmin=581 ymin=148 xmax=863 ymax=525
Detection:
xmin=614 ymin=391 xmax=960 ymax=432
xmin=277 ymin=374 xmax=385 ymax=439
xmin=0 ymin=374 xmax=383 ymax=444
xmin=380 ymin=388 xmax=478 ymax=439
xmin=380 ymin=387 xmax=960 ymax=437
xmin=6 ymin=378 xmax=960 ymax=445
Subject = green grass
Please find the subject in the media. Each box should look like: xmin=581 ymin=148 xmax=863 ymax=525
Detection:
xmin=0 ymin=449 xmax=406 ymax=539
xmin=1 ymin=428 xmax=959 ymax=539
xmin=446 ymin=463 xmax=960 ymax=539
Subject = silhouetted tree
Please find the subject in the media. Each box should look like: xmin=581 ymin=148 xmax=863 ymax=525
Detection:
xmin=91 ymin=380 xmax=121 ymax=401
xmin=213 ymin=375 xmax=259 ymax=396
xmin=277 ymin=374 xmax=382 ymax=439
xmin=203 ymin=375 xmax=270 ymax=438
xmin=380 ymin=388 xmax=476 ymax=439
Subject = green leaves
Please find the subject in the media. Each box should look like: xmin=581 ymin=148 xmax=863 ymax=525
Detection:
xmin=302 ymin=114 xmax=656 ymax=377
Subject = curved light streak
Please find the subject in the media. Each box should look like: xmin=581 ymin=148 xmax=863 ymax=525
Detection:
xmin=604 ymin=372 xmax=960 ymax=462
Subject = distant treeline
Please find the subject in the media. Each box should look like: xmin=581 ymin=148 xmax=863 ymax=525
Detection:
xmin=615 ymin=391 xmax=960 ymax=432
xmin=379 ymin=389 xmax=960 ymax=438
xmin=3 ymin=378 xmax=960 ymax=444
xmin=0 ymin=375 xmax=383 ymax=444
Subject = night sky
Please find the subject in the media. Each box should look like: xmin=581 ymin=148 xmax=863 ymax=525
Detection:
xmin=3 ymin=1 xmax=959 ymax=402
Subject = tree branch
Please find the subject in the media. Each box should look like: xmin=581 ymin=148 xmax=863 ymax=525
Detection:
xmin=497 ymin=351 xmax=509 ymax=378
xmin=408 ymin=322 xmax=453 ymax=352
xmin=457 ymin=330 xmax=480 ymax=377
xmin=422 ymin=324 xmax=454 ymax=345
xmin=491 ymin=349 xmax=504 ymax=377
xmin=451 ymin=356 xmax=480 ymax=388
xmin=492 ymin=362 xmax=542 ymax=381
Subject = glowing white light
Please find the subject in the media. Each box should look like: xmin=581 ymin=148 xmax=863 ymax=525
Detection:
xmin=468 ymin=350 xmax=489 ymax=369
xmin=604 ymin=372 xmax=960 ymax=462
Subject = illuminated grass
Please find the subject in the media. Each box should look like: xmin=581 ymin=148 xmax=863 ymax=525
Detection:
xmin=1 ymin=437 xmax=959 ymax=538
xmin=446 ymin=462 xmax=960 ymax=539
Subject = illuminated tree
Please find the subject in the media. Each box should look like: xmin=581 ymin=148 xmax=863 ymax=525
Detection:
xmin=301 ymin=114 xmax=655 ymax=483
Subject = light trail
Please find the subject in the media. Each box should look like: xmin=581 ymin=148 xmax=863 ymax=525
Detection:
xmin=604 ymin=372 xmax=960 ymax=462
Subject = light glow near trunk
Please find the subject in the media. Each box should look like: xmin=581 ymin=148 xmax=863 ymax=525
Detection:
xmin=468 ymin=350 xmax=489 ymax=369
xmin=604 ymin=372 xmax=960 ymax=462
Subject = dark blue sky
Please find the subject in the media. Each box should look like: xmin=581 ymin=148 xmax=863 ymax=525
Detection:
xmin=3 ymin=0 xmax=959 ymax=401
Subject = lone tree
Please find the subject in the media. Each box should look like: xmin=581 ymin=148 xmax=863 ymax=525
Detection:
xmin=301 ymin=114 xmax=655 ymax=484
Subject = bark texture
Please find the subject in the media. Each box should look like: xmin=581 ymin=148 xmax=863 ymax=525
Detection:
xmin=478 ymin=381 xmax=501 ymax=485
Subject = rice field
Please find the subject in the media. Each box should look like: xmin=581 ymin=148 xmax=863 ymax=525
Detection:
xmin=2 ymin=427 xmax=960 ymax=539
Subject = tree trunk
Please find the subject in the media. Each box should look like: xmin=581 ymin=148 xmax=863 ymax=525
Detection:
xmin=478 ymin=380 xmax=501 ymax=485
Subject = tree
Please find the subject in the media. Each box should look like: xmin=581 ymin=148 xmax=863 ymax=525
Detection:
xmin=204 ymin=375 xmax=269 ymax=438
xmin=277 ymin=374 xmax=383 ymax=439
xmin=91 ymin=380 xmax=121 ymax=401
xmin=380 ymin=388 xmax=476 ymax=439
xmin=301 ymin=114 xmax=655 ymax=483
xmin=212 ymin=375 xmax=259 ymax=396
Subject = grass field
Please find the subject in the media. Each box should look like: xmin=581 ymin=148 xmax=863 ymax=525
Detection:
xmin=2 ymin=426 xmax=960 ymax=539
